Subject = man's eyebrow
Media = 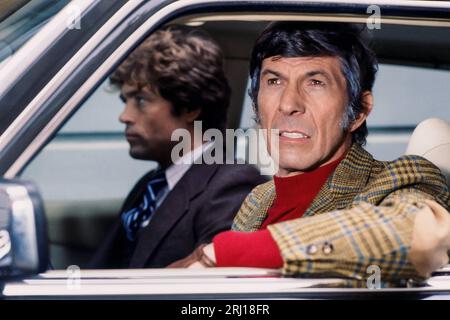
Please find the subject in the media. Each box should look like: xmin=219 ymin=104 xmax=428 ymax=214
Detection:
xmin=260 ymin=68 xmax=285 ymax=79
xmin=305 ymin=70 xmax=333 ymax=82
xmin=120 ymin=89 xmax=142 ymax=102
xmin=261 ymin=68 xmax=336 ymax=82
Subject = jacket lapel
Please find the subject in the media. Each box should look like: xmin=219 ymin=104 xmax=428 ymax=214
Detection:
xmin=304 ymin=144 xmax=374 ymax=217
xmin=235 ymin=144 xmax=375 ymax=230
xmin=233 ymin=180 xmax=276 ymax=231
xmin=128 ymin=163 xmax=219 ymax=268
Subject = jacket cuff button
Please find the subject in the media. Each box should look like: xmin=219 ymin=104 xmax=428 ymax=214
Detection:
xmin=322 ymin=242 xmax=334 ymax=255
xmin=306 ymin=244 xmax=318 ymax=255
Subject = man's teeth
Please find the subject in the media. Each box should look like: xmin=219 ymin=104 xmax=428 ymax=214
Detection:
xmin=281 ymin=132 xmax=309 ymax=139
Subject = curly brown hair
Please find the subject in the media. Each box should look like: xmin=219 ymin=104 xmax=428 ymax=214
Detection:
xmin=111 ymin=25 xmax=231 ymax=132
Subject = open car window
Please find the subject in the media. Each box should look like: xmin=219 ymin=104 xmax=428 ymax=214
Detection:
xmin=16 ymin=17 xmax=450 ymax=271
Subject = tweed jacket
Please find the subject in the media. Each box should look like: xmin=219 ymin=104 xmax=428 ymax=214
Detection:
xmin=232 ymin=144 xmax=450 ymax=284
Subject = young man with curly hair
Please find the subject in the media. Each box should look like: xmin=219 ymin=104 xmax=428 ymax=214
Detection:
xmin=91 ymin=25 xmax=265 ymax=268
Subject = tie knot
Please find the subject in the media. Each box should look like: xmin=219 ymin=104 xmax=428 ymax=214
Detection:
xmin=147 ymin=170 xmax=167 ymax=197
xmin=121 ymin=169 xmax=168 ymax=241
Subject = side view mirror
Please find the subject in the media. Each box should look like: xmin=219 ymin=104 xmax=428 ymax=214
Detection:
xmin=0 ymin=179 xmax=48 ymax=279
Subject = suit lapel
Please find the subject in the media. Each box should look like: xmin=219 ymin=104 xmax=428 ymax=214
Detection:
xmin=128 ymin=163 xmax=219 ymax=268
xmin=304 ymin=144 xmax=374 ymax=217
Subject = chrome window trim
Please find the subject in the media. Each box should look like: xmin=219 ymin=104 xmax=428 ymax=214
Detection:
xmin=0 ymin=0 xmax=143 ymax=153
xmin=4 ymin=0 xmax=450 ymax=178
xmin=176 ymin=13 xmax=450 ymax=27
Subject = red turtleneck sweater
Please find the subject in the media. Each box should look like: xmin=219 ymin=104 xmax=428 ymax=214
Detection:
xmin=213 ymin=156 xmax=343 ymax=268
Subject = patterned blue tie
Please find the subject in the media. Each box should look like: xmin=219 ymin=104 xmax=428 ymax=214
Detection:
xmin=121 ymin=170 xmax=167 ymax=241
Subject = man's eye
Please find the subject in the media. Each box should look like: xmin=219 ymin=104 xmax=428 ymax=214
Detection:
xmin=310 ymin=79 xmax=324 ymax=86
xmin=135 ymin=96 xmax=147 ymax=107
xmin=267 ymin=78 xmax=281 ymax=86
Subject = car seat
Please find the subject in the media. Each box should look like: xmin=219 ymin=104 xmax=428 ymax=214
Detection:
xmin=405 ymin=118 xmax=450 ymax=187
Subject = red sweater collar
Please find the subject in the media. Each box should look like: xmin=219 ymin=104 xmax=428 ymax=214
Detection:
xmin=272 ymin=155 xmax=344 ymax=210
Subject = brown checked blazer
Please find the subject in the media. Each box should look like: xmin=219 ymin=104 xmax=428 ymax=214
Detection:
xmin=232 ymin=144 xmax=450 ymax=285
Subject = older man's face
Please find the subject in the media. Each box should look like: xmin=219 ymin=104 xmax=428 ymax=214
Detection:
xmin=258 ymin=56 xmax=353 ymax=177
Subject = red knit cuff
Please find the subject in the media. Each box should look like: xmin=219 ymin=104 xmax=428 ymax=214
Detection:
xmin=213 ymin=230 xmax=283 ymax=268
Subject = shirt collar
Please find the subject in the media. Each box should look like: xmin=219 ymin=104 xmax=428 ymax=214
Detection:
xmin=165 ymin=141 xmax=214 ymax=190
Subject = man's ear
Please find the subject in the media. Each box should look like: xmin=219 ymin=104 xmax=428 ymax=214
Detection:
xmin=349 ymin=91 xmax=373 ymax=133
xmin=183 ymin=108 xmax=202 ymax=124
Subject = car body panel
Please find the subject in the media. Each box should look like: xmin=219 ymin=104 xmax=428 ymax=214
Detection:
xmin=1 ymin=267 xmax=450 ymax=299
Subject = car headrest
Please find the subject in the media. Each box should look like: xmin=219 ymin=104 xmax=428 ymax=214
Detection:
xmin=405 ymin=118 xmax=450 ymax=187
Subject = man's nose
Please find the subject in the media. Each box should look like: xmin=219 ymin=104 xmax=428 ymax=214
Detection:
xmin=278 ymin=84 xmax=305 ymax=116
xmin=119 ymin=102 xmax=134 ymax=124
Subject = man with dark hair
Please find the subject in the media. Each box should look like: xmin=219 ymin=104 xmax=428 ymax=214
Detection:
xmin=91 ymin=25 xmax=266 ymax=268
xmin=170 ymin=22 xmax=450 ymax=286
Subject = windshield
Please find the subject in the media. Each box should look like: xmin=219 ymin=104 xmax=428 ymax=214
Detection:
xmin=0 ymin=0 xmax=71 ymax=65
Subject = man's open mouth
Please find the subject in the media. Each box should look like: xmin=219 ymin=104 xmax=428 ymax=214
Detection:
xmin=279 ymin=131 xmax=310 ymax=139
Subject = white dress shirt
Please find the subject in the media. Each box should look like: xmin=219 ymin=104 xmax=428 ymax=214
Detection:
xmin=140 ymin=141 xmax=214 ymax=228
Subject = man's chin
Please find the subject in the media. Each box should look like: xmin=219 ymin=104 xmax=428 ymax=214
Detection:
xmin=128 ymin=149 xmax=151 ymax=161
xmin=278 ymin=158 xmax=320 ymax=175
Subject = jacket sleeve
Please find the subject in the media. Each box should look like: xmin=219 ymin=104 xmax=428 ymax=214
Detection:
xmin=267 ymin=188 xmax=449 ymax=284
